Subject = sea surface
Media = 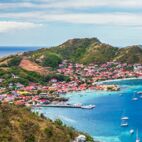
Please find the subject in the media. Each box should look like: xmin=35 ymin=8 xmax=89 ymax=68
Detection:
xmin=0 ymin=47 xmax=41 ymax=57
xmin=33 ymin=79 xmax=142 ymax=142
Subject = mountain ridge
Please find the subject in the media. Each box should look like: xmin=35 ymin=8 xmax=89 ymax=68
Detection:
xmin=0 ymin=37 xmax=142 ymax=71
xmin=48 ymin=38 xmax=142 ymax=64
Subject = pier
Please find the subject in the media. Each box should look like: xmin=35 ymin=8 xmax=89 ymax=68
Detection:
xmin=33 ymin=104 xmax=95 ymax=109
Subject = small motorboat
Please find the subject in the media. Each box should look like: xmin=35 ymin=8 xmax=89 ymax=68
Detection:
xmin=130 ymin=129 xmax=134 ymax=135
xmin=132 ymin=97 xmax=138 ymax=101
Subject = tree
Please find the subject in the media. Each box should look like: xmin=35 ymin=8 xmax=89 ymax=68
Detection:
xmin=42 ymin=52 xmax=62 ymax=68
xmin=8 ymin=56 xmax=22 ymax=66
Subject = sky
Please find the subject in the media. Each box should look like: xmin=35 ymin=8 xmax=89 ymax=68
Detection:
xmin=0 ymin=0 xmax=142 ymax=47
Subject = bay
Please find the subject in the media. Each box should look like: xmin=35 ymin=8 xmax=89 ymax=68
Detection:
xmin=33 ymin=79 xmax=142 ymax=142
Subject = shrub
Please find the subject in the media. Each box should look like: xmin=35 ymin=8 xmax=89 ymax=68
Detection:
xmin=8 ymin=56 xmax=22 ymax=66
xmin=44 ymin=127 xmax=53 ymax=138
xmin=42 ymin=52 xmax=62 ymax=68
xmin=55 ymin=119 xmax=63 ymax=126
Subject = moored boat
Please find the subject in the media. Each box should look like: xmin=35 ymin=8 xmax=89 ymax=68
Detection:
xmin=121 ymin=111 xmax=129 ymax=120
xmin=130 ymin=129 xmax=134 ymax=135
xmin=137 ymin=91 xmax=142 ymax=94
xmin=121 ymin=112 xmax=128 ymax=127
xmin=81 ymin=105 xmax=96 ymax=109
xmin=132 ymin=93 xmax=138 ymax=101
xmin=121 ymin=116 xmax=129 ymax=120
xmin=121 ymin=122 xmax=128 ymax=127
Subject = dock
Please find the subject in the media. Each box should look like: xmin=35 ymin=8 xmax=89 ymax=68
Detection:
xmin=33 ymin=104 xmax=95 ymax=109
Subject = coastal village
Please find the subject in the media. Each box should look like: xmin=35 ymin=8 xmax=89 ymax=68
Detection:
xmin=0 ymin=60 xmax=142 ymax=108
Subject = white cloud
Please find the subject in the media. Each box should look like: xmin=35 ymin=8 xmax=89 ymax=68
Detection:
xmin=1 ymin=12 xmax=142 ymax=26
xmin=0 ymin=2 xmax=35 ymax=9
xmin=0 ymin=0 xmax=142 ymax=9
xmin=41 ymin=13 xmax=142 ymax=26
xmin=0 ymin=0 xmax=142 ymax=27
xmin=46 ymin=0 xmax=142 ymax=9
xmin=0 ymin=21 xmax=42 ymax=32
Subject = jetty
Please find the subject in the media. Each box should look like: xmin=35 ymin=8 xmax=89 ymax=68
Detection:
xmin=33 ymin=104 xmax=96 ymax=109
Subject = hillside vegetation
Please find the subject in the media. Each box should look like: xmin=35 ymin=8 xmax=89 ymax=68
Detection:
xmin=0 ymin=37 xmax=142 ymax=76
xmin=113 ymin=45 xmax=142 ymax=63
xmin=0 ymin=104 xmax=94 ymax=142
xmin=31 ymin=38 xmax=142 ymax=64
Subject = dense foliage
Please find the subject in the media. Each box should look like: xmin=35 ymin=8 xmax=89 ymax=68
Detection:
xmin=42 ymin=52 xmax=62 ymax=68
xmin=34 ymin=38 xmax=142 ymax=64
xmin=50 ymin=38 xmax=101 ymax=63
xmin=8 ymin=56 xmax=22 ymax=66
xmin=0 ymin=67 xmax=70 ymax=86
xmin=114 ymin=46 xmax=142 ymax=63
xmin=0 ymin=104 xmax=79 ymax=142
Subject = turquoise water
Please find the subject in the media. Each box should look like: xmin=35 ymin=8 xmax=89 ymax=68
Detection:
xmin=33 ymin=79 xmax=142 ymax=142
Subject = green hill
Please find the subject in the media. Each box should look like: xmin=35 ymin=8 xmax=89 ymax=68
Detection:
xmin=113 ymin=45 xmax=142 ymax=63
xmin=48 ymin=38 xmax=142 ymax=64
xmin=1 ymin=37 xmax=142 ymax=70
xmin=79 ymin=43 xmax=118 ymax=64
xmin=50 ymin=38 xmax=101 ymax=62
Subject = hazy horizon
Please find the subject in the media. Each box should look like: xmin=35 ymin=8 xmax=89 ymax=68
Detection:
xmin=0 ymin=37 xmax=141 ymax=48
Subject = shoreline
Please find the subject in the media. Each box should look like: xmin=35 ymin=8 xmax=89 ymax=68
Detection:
xmin=96 ymin=77 xmax=142 ymax=84
xmin=63 ymin=77 xmax=142 ymax=95
xmin=33 ymin=78 xmax=142 ymax=142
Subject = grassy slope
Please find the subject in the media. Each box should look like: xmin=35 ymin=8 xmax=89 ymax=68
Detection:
xmin=80 ymin=43 xmax=118 ymax=64
xmin=0 ymin=104 xmax=80 ymax=142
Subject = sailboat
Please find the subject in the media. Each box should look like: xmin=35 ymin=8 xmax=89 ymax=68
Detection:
xmin=136 ymin=129 xmax=140 ymax=142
